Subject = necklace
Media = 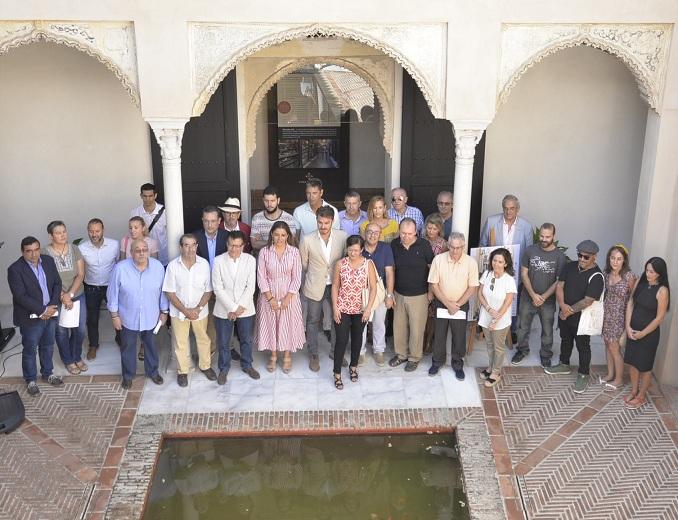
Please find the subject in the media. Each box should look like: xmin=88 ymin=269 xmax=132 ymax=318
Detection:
xmin=52 ymin=244 xmax=68 ymax=267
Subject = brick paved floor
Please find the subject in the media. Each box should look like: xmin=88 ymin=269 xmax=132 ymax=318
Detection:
xmin=481 ymin=366 xmax=678 ymax=520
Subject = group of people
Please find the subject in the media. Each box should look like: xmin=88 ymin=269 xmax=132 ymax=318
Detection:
xmin=7 ymin=181 xmax=670 ymax=408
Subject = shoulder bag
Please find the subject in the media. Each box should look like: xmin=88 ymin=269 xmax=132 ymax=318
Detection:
xmin=576 ymin=271 xmax=605 ymax=336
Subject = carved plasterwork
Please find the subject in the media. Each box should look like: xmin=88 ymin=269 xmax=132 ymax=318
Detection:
xmin=190 ymin=22 xmax=446 ymax=118
xmin=498 ymin=23 xmax=672 ymax=112
xmin=0 ymin=20 xmax=140 ymax=107
xmin=244 ymin=56 xmax=394 ymax=158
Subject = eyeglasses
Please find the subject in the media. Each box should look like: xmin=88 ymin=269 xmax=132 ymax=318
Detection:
xmin=437 ymin=201 xmax=452 ymax=206
xmin=577 ymin=253 xmax=591 ymax=260
xmin=391 ymin=197 xmax=404 ymax=202
xmin=490 ymin=277 xmax=495 ymax=291
xmin=366 ymin=230 xmax=380 ymax=236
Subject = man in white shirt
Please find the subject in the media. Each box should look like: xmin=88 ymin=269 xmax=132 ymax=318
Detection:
xmin=162 ymin=233 xmax=214 ymax=387
xmin=130 ymin=182 xmax=168 ymax=266
xmin=292 ymin=177 xmax=340 ymax=240
xmin=211 ymin=231 xmax=260 ymax=384
xmin=79 ymin=218 xmax=120 ymax=360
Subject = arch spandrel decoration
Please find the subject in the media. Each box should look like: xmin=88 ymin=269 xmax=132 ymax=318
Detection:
xmin=498 ymin=23 xmax=673 ymax=113
xmin=0 ymin=20 xmax=140 ymax=107
xmin=190 ymin=22 xmax=447 ymax=119
xmin=244 ymin=56 xmax=395 ymax=159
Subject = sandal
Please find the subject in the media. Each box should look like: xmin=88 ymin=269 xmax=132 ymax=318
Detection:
xmin=624 ymin=396 xmax=647 ymax=409
xmin=267 ymin=356 xmax=277 ymax=373
xmin=282 ymin=355 xmax=292 ymax=374
xmin=349 ymin=366 xmax=359 ymax=383
xmin=76 ymin=360 xmax=88 ymax=372
xmin=334 ymin=373 xmax=344 ymax=390
xmin=66 ymin=363 xmax=81 ymax=375
xmin=623 ymin=392 xmax=638 ymax=404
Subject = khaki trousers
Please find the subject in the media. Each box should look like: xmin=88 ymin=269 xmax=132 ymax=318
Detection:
xmin=207 ymin=297 xmax=217 ymax=354
xmin=172 ymin=317 xmax=212 ymax=374
xmin=483 ymin=325 xmax=509 ymax=373
xmin=393 ymin=292 xmax=429 ymax=363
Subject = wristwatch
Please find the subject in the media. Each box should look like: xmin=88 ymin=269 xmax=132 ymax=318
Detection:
xmin=386 ymin=293 xmax=393 ymax=298
xmin=199 ymin=305 xmax=204 ymax=311
xmin=69 ymin=292 xmax=74 ymax=298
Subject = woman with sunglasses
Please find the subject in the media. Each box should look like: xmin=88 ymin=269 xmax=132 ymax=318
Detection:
xmin=623 ymin=257 xmax=670 ymax=408
xmin=477 ymin=248 xmax=517 ymax=387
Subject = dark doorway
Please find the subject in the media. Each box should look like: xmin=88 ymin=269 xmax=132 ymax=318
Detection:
xmin=151 ymin=71 xmax=241 ymax=233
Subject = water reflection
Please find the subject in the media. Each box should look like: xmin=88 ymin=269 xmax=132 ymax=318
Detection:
xmin=145 ymin=434 xmax=469 ymax=520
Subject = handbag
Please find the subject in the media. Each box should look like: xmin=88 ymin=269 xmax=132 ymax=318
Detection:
xmin=576 ymin=271 xmax=605 ymax=336
xmin=361 ymin=260 xmax=385 ymax=317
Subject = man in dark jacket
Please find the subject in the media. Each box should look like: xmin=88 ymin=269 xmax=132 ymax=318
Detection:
xmin=7 ymin=236 xmax=64 ymax=395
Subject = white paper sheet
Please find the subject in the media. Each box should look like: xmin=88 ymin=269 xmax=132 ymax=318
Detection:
xmin=58 ymin=300 xmax=80 ymax=328
xmin=436 ymin=308 xmax=466 ymax=320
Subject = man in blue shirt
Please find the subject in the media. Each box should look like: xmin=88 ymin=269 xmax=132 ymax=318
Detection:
xmin=387 ymin=187 xmax=424 ymax=235
xmin=7 ymin=236 xmax=64 ymax=396
xmin=107 ymin=238 xmax=169 ymax=389
xmin=338 ymin=190 xmax=368 ymax=236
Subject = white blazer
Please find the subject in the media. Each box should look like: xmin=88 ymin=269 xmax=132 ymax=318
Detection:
xmin=212 ymin=252 xmax=256 ymax=318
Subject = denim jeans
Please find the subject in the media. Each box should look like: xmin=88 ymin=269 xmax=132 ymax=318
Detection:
xmin=55 ymin=293 xmax=87 ymax=365
xmin=84 ymin=283 xmax=120 ymax=347
xmin=516 ymin=291 xmax=556 ymax=364
xmin=20 ymin=318 xmax=56 ymax=382
xmin=120 ymin=327 xmax=159 ymax=381
xmin=215 ymin=315 xmax=254 ymax=373
xmin=334 ymin=313 xmax=365 ymax=373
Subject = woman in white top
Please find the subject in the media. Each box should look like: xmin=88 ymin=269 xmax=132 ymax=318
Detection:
xmin=477 ymin=248 xmax=517 ymax=387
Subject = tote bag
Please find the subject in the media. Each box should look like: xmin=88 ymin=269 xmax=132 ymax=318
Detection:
xmin=577 ymin=271 xmax=605 ymax=336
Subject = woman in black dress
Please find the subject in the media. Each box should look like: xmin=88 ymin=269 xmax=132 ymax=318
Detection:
xmin=623 ymin=257 xmax=670 ymax=409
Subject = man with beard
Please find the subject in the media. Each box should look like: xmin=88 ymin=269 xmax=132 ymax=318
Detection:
xmin=250 ymin=185 xmax=298 ymax=252
xmin=511 ymin=223 xmax=566 ymax=368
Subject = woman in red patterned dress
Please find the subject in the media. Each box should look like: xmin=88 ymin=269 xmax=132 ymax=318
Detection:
xmin=331 ymin=235 xmax=377 ymax=389
xmin=255 ymin=221 xmax=306 ymax=373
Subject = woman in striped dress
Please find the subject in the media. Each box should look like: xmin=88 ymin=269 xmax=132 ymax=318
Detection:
xmin=255 ymin=221 xmax=305 ymax=373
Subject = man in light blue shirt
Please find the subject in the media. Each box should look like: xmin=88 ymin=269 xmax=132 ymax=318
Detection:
xmin=338 ymin=190 xmax=368 ymax=236
xmin=107 ymin=238 xmax=169 ymax=389
xmin=387 ymin=187 xmax=424 ymax=235
xmin=292 ymin=177 xmax=340 ymax=239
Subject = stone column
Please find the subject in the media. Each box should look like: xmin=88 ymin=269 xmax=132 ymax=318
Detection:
xmin=148 ymin=119 xmax=188 ymax=260
xmin=451 ymin=122 xmax=487 ymax=241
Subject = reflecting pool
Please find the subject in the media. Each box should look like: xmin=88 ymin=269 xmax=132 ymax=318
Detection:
xmin=144 ymin=433 xmax=469 ymax=519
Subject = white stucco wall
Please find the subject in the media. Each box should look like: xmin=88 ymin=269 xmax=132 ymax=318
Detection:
xmin=0 ymin=42 xmax=152 ymax=305
xmin=483 ymin=46 xmax=647 ymax=261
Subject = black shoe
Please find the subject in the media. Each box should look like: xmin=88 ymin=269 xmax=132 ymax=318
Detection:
xmin=404 ymin=361 xmax=419 ymax=372
xmin=121 ymin=378 xmax=133 ymax=390
xmin=176 ymin=374 xmax=188 ymax=387
xmin=428 ymin=365 xmax=440 ymax=376
xmin=511 ymin=351 xmax=527 ymax=366
xmin=242 ymin=367 xmax=261 ymax=380
xmin=388 ymin=356 xmax=407 ymax=368
xmin=324 ymin=329 xmax=331 ymax=342
xmin=453 ymin=368 xmax=465 ymax=381
xmin=26 ymin=381 xmax=40 ymax=396
xmin=217 ymin=371 xmax=228 ymax=385
xmin=201 ymin=368 xmax=217 ymax=381
xmin=479 ymin=369 xmax=491 ymax=381
xmin=150 ymin=374 xmax=164 ymax=385
xmin=230 ymin=349 xmax=241 ymax=362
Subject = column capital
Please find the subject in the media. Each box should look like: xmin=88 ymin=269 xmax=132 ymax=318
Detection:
xmin=452 ymin=121 xmax=489 ymax=162
xmin=147 ymin=118 xmax=189 ymax=161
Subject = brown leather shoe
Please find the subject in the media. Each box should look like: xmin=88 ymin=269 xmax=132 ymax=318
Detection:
xmin=309 ymin=354 xmax=320 ymax=372
xmin=86 ymin=347 xmax=97 ymax=361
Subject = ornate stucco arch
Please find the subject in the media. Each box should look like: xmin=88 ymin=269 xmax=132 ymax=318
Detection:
xmin=245 ymin=57 xmax=394 ymax=159
xmin=497 ymin=24 xmax=672 ymax=113
xmin=190 ymin=22 xmax=447 ymax=119
xmin=0 ymin=21 xmax=140 ymax=107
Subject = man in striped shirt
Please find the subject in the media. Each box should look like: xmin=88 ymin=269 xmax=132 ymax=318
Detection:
xmin=387 ymin=187 xmax=424 ymax=235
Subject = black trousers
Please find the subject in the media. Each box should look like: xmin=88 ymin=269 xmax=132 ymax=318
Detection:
xmin=333 ymin=313 xmax=365 ymax=374
xmin=558 ymin=316 xmax=591 ymax=375
xmin=432 ymin=299 xmax=467 ymax=370
xmin=83 ymin=283 xmax=120 ymax=348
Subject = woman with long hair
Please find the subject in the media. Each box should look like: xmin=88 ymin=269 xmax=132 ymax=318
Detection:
xmin=331 ymin=235 xmax=377 ymax=389
xmin=255 ymin=221 xmax=305 ymax=373
xmin=477 ymin=248 xmax=517 ymax=387
xmin=599 ymin=244 xmax=637 ymax=390
xmin=359 ymin=196 xmax=399 ymax=243
xmin=423 ymin=214 xmax=448 ymax=255
xmin=623 ymin=257 xmax=670 ymax=408
xmin=120 ymin=216 xmax=159 ymax=260
xmin=46 ymin=220 xmax=87 ymax=375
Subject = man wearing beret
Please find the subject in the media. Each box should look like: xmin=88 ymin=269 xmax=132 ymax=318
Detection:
xmin=545 ymin=240 xmax=604 ymax=393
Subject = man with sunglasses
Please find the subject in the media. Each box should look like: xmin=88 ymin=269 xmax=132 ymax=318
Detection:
xmin=433 ymin=190 xmax=454 ymax=240
xmin=387 ymin=188 xmax=424 ymax=235
xmin=546 ymin=240 xmax=604 ymax=394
